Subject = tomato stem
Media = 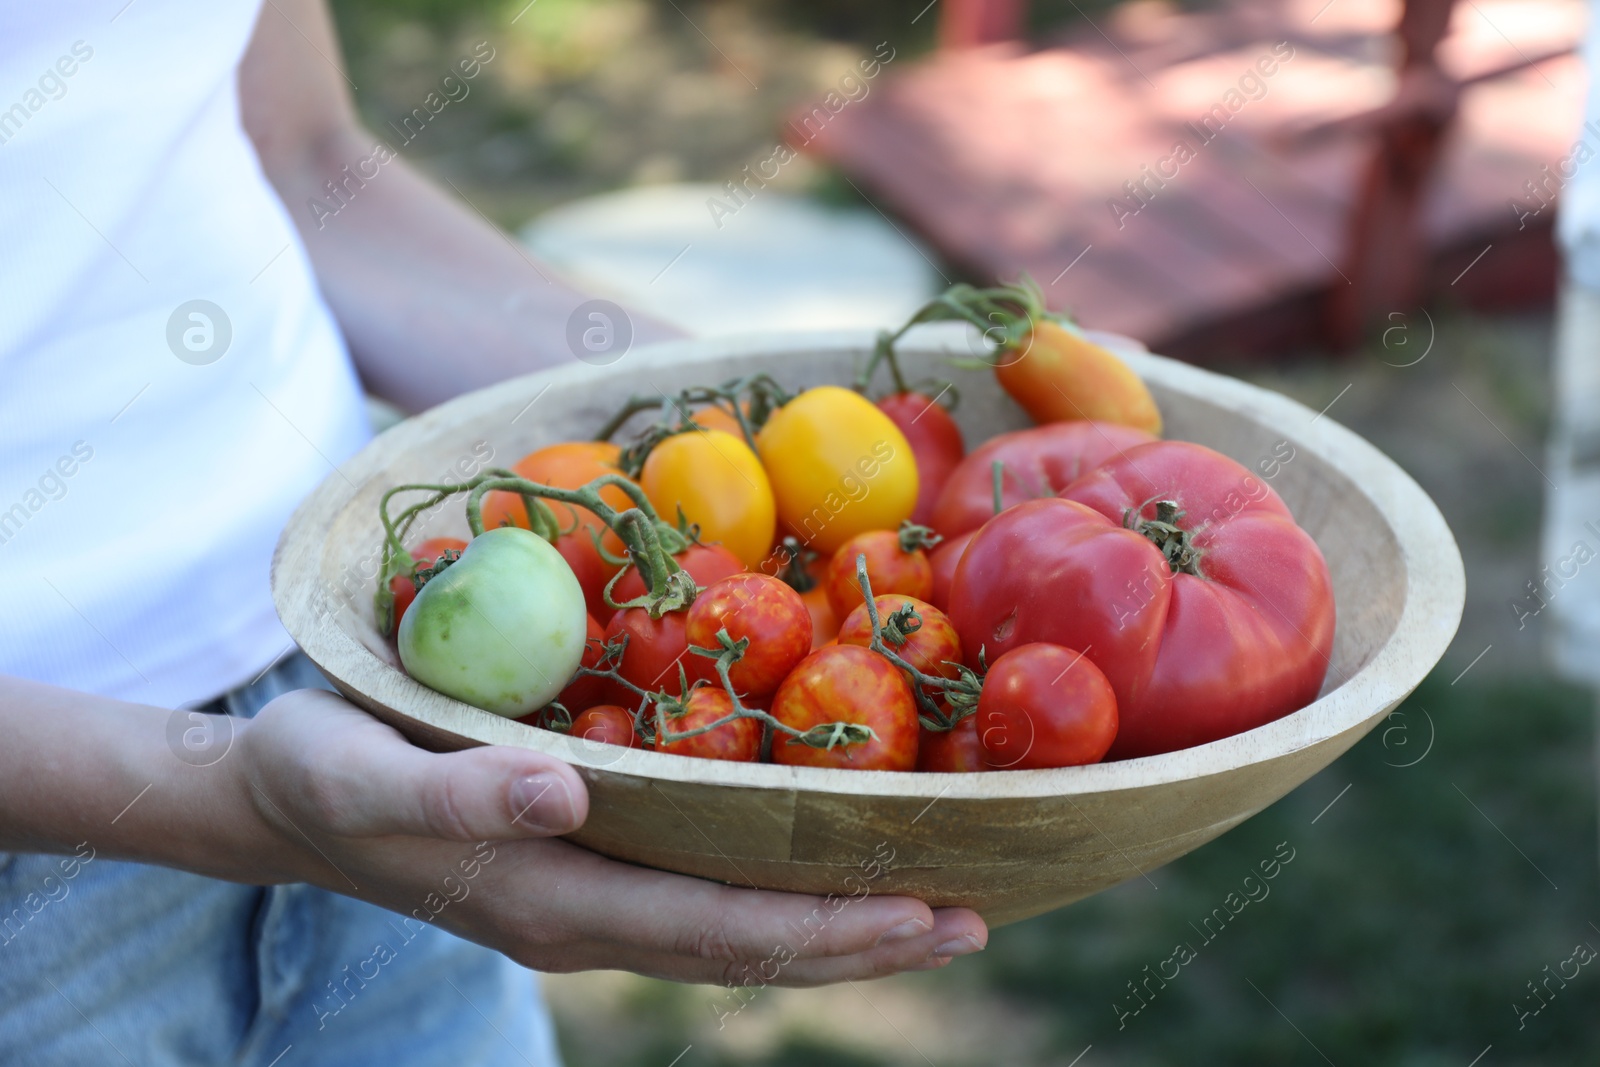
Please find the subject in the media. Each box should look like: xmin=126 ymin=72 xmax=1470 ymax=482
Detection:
xmin=991 ymin=460 xmax=1006 ymax=516
xmin=896 ymin=520 xmax=943 ymax=554
xmin=1132 ymin=499 xmax=1202 ymax=576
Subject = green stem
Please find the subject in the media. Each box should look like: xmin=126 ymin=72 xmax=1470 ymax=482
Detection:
xmin=991 ymin=460 xmax=1005 ymax=516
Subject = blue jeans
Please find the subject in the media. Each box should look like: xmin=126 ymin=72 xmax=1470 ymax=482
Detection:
xmin=0 ymin=655 xmax=563 ymax=1067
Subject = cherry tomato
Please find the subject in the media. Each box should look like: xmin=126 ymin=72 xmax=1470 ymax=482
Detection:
xmin=876 ymin=391 xmax=965 ymax=526
xmin=824 ymin=529 xmax=934 ymax=621
xmin=654 ymin=686 xmax=762 ymax=762
xmin=994 ymin=319 xmax=1162 ymax=434
xmin=480 ymin=441 xmax=637 ymax=559
xmin=762 ymin=542 xmax=837 ymax=648
xmin=756 ymin=386 xmax=917 ymax=554
xmin=609 ymin=542 xmax=745 ymax=607
xmin=389 ymin=536 xmax=468 ymax=631
xmin=770 ymin=645 xmax=919 ymax=770
xmin=603 ymin=607 xmax=692 ymax=696
xmin=976 ymin=644 xmax=1118 ymax=769
xmin=553 ymin=614 xmax=611 ymax=712
xmin=930 ymin=421 xmax=1155 ymax=538
xmin=568 ymin=705 xmax=643 ymax=750
xmin=950 ymin=441 xmax=1334 ymax=759
xmin=927 ymin=529 xmax=976 ymax=613
xmin=917 ymin=715 xmax=986 ymax=773
xmin=684 ymin=574 xmax=811 ymax=698
xmin=641 ymin=429 xmax=776 ymax=570
xmin=688 ymin=404 xmax=750 ymax=439
xmin=836 ymin=594 xmax=962 ymax=688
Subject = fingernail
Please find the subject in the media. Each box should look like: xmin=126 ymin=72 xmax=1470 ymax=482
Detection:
xmin=931 ymin=934 xmax=984 ymax=958
xmin=908 ymin=955 xmax=953 ymax=971
xmin=510 ymin=773 xmax=576 ymax=833
xmin=875 ymin=918 xmax=931 ymax=945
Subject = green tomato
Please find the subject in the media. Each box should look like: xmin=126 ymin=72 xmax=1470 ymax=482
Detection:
xmin=398 ymin=526 xmax=587 ymax=716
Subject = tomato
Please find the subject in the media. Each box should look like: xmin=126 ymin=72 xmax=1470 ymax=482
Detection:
xmin=568 ymin=705 xmax=643 ymax=749
xmin=836 ymin=594 xmax=962 ymax=688
xmin=770 ymin=645 xmax=919 ymax=770
xmin=398 ymin=527 xmax=588 ymax=716
xmin=756 ymin=386 xmax=918 ymax=554
xmin=654 ymin=686 xmax=762 ymax=762
xmin=927 ymin=530 xmax=976 ymax=613
xmin=823 ymin=528 xmax=935 ymax=621
xmin=640 ymin=429 xmax=776 ymax=570
xmin=609 ymin=542 xmax=745 ymax=606
xmin=552 ymin=614 xmax=611 ymax=712
xmin=976 ymin=644 xmax=1118 ymax=769
xmin=930 ymin=421 xmax=1155 ymax=537
xmin=876 ymin=391 xmax=965 ymax=527
xmin=763 ymin=541 xmax=837 ymax=648
xmin=994 ymin=319 xmax=1162 ymax=434
xmin=917 ymin=715 xmax=986 ymax=773
xmin=553 ymin=531 xmax=617 ymax=625
xmin=388 ymin=536 xmax=468 ymax=631
xmin=684 ymin=574 xmax=811 ymax=698
xmin=480 ymin=441 xmax=636 ymax=559
xmin=949 ymin=441 xmax=1334 ymax=759
xmin=603 ymin=607 xmax=692 ymax=696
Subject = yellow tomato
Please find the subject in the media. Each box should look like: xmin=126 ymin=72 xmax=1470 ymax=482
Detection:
xmin=755 ymin=386 xmax=918 ymax=554
xmin=640 ymin=429 xmax=776 ymax=569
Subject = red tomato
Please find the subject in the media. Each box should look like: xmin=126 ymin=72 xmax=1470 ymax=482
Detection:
xmin=877 ymin=391 xmax=966 ymax=527
xmin=555 ymin=531 xmax=617 ymax=626
xmin=603 ymin=608 xmax=692 ymax=696
xmin=770 ymin=645 xmax=919 ymax=770
xmin=552 ymin=614 xmax=611 ymax=712
xmin=654 ymin=686 xmax=762 ymax=762
xmin=930 ymin=421 xmax=1155 ymax=537
xmin=684 ymin=574 xmax=812 ymax=698
xmin=609 ymin=542 xmax=745 ymax=606
xmin=949 ymin=441 xmax=1334 ymax=759
xmin=824 ymin=529 xmax=934 ymax=621
xmin=567 ymin=705 xmax=643 ymax=749
xmin=389 ymin=537 xmax=468 ymax=631
xmin=917 ymin=715 xmax=986 ymax=772
xmin=927 ymin=530 xmax=976 ymax=614
xmin=836 ymin=594 xmax=962 ymax=688
xmin=976 ymin=644 xmax=1118 ymax=769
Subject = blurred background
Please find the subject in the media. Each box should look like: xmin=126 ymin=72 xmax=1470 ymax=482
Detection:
xmin=328 ymin=0 xmax=1597 ymax=1061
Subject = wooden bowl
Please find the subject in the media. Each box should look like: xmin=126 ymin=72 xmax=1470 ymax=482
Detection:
xmin=272 ymin=329 xmax=1464 ymax=926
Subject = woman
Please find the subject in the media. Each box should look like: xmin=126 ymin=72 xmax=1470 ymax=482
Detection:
xmin=0 ymin=2 xmax=986 ymax=1063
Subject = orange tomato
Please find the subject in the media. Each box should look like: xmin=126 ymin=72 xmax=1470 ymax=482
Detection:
xmin=480 ymin=441 xmax=637 ymax=560
xmin=994 ymin=320 xmax=1162 ymax=435
xmin=824 ymin=529 xmax=934 ymax=621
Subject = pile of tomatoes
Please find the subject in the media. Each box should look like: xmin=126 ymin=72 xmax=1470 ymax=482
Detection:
xmin=376 ymin=281 xmax=1336 ymax=772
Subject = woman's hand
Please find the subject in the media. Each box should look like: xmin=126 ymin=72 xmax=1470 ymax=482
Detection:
xmin=238 ymin=689 xmax=988 ymax=984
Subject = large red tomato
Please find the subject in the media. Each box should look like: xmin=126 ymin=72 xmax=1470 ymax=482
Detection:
xmin=948 ymin=441 xmax=1334 ymax=759
xmin=654 ymin=686 xmax=762 ymax=762
xmin=976 ymin=643 xmax=1118 ymax=769
xmin=683 ymin=573 xmax=811 ymax=698
xmin=930 ymin=421 xmax=1155 ymax=537
xmin=876 ymin=391 xmax=965 ymax=527
xmin=770 ymin=645 xmax=919 ymax=770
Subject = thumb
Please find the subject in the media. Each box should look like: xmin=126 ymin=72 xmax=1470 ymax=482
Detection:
xmin=325 ymin=731 xmax=591 ymax=842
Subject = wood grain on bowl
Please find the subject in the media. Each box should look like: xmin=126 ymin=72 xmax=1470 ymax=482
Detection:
xmin=271 ymin=328 xmax=1464 ymax=926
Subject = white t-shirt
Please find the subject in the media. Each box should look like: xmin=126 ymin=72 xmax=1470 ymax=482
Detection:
xmin=0 ymin=1 xmax=371 ymax=707
xmin=1561 ymin=2 xmax=1600 ymax=286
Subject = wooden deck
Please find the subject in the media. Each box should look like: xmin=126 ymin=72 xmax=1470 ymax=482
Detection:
xmin=796 ymin=0 xmax=1584 ymax=357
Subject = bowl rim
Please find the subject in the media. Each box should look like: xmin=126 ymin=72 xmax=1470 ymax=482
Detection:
xmin=272 ymin=328 xmax=1465 ymax=801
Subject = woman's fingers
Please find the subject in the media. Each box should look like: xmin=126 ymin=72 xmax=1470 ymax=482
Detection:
xmin=487 ymin=839 xmax=989 ymax=984
xmin=251 ymin=689 xmax=589 ymax=841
